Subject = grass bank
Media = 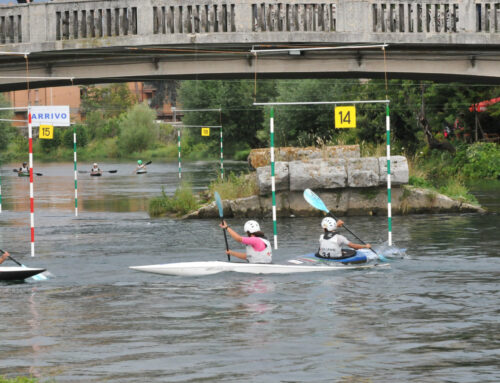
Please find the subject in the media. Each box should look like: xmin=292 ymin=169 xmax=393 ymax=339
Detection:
xmin=148 ymin=173 xmax=257 ymax=217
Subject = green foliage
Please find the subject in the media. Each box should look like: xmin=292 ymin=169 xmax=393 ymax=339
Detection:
xmin=80 ymin=83 xmax=136 ymax=119
xmin=118 ymin=103 xmax=158 ymax=154
xmin=39 ymin=126 xmax=63 ymax=153
xmin=208 ymin=172 xmax=258 ymax=200
xmin=461 ymin=142 xmax=500 ymax=179
xmin=148 ymin=184 xmax=200 ymax=217
xmin=0 ymin=94 xmax=16 ymax=152
xmin=0 ymin=377 xmax=40 ymax=383
xmin=178 ymin=79 xmax=277 ymax=155
xmin=62 ymin=124 xmax=88 ymax=148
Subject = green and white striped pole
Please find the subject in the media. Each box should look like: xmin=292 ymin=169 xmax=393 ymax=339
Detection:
xmin=73 ymin=125 xmax=78 ymax=216
xmin=386 ymin=103 xmax=392 ymax=246
xmin=220 ymin=128 xmax=224 ymax=179
xmin=270 ymin=108 xmax=278 ymax=249
xmin=178 ymin=128 xmax=182 ymax=179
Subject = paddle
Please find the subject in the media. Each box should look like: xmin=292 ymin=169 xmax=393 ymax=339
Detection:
xmin=12 ymin=169 xmax=43 ymax=176
xmin=78 ymin=170 xmax=118 ymax=174
xmin=303 ymin=188 xmax=388 ymax=262
xmin=214 ymin=191 xmax=230 ymax=262
xmin=0 ymin=249 xmax=47 ymax=281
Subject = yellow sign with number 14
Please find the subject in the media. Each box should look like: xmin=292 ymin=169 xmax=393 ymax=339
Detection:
xmin=39 ymin=125 xmax=54 ymax=139
xmin=334 ymin=106 xmax=356 ymax=128
xmin=201 ymin=127 xmax=210 ymax=136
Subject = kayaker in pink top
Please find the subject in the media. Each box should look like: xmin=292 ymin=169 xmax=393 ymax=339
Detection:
xmin=219 ymin=220 xmax=272 ymax=263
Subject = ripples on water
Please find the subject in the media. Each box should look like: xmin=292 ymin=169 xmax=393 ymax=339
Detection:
xmin=1 ymin=164 xmax=499 ymax=382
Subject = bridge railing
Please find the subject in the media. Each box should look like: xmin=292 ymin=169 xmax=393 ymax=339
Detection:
xmin=0 ymin=0 xmax=498 ymax=46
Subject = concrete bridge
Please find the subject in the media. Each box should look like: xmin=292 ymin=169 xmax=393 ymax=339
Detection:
xmin=0 ymin=0 xmax=499 ymax=91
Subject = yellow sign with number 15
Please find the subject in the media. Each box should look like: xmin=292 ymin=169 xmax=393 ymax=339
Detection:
xmin=201 ymin=127 xmax=210 ymax=136
xmin=39 ymin=125 xmax=54 ymax=139
xmin=334 ymin=106 xmax=356 ymax=128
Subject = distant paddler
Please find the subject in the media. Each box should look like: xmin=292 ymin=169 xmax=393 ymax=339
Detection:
xmin=90 ymin=163 xmax=102 ymax=177
xmin=135 ymin=160 xmax=148 ymax=174
xmin=17 ymin=162 xmax=29 ymax=176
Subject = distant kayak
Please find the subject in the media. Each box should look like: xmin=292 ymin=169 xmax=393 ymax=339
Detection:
xmin=90 ymin=172 xmax=102 ymax=177
xmin=17 ymin=172 xmax=29 ymax=177
xmin=0 ymin=266 xmax=46 ymax=281
xmin=136 ymin=169 xmax=147 ymax=174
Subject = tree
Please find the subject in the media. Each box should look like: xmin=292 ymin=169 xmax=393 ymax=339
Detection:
xmin=0 ymin=94 xmax=16 ymax=151
xmin=80 ymin=83 xmax=136 ymax=119
xmin=118 ymin=103 xmax=157 ymax=154
xmin=178 ymin=79 xmax=277 ymax=155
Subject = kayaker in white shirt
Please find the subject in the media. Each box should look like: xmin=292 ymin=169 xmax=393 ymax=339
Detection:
xmin=18 ymin=162 xmax=28 ymax=174
xmin=316 ymin=217 xmax=371 ymax=259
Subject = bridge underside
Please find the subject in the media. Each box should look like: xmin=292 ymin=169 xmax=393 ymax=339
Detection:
xmin=1 ymin=45 xmax=499 ymax=91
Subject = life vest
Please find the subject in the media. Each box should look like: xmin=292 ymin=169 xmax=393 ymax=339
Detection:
xmin=317 ymin=231 xmax=343 ymax=259
xmin=245 ymin=237 xmax=272 ymax=264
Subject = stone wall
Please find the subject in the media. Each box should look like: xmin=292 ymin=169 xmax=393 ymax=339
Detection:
xmin=255 ymin=155 xmax=409 ymax=196
xmin=186 ymin=186 xmax=485 ymax=219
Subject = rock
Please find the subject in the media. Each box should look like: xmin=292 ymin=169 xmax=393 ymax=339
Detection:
xmin=229 ymin=195 xmax=262 ymax=218
xmin=195 ymin=201 xmax=230 ymax=218
xmin=260 ymin=192 xmax=291 ymax=217
xmin=347 ymin=157 xmax=380 ymax=187
xmin=248 ymin=145 xmax=360 ymax=169
xmin=378 ymin=156 xmax=409 ymax=185
xmin=256 ymin=162 xmax=289 ymax=195
xmin=289 ymin=159 xmax=347 ymax=191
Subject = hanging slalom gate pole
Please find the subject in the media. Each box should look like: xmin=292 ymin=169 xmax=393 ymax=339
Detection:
xmin=270 ymin=108 xmax=278 ymax=249
xmin=73 ymin=125 xmax=78 ymax=217
xmin=28 ymin=107 xmax=35 ymax=257
xmin=386 ymin=103 xmax=392 ymax=246
xmin=178 ymin=128 xmax=182 ymax=179
xmin=220 ymin=128 xmax=224 ymax=179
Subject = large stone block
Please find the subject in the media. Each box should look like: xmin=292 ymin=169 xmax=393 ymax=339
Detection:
xmin=289 ymin=159 xmax=346 ymax=191
xmin=378 ymin=156 xmax=409 ymax=185
xmin=259 ymin=192 xmax=291 ymax=217
xmin=256 ymin=161 xmax=289 ymax=195
xmin=248 ymin=145 xmax=360 ymax=169
xmin=347 ymin=157 xmax=379 ymax=187
xmin=229 ymin=195 xmax=262 ymax=218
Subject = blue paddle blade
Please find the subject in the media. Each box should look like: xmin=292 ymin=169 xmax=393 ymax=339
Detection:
xmin=214 ymin=191 xmax=224 ymax=218
xmin=303 ymin=189 xmax=330 ymax=214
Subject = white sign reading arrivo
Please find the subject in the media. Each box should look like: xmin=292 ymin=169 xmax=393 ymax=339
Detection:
xmin=30 ymin=105 xmax=70 ymax=127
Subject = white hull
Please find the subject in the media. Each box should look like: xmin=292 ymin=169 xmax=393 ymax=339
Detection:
xmin=129 ymin=261 xmax=389 ymax=276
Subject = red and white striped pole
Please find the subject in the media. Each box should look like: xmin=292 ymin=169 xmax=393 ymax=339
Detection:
xmin=28 ymin=107 xmax=35 ymax=257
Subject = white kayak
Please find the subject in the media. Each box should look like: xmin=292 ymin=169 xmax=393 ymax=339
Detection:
xmin=129 ymin=261 xmax=389 ymax=276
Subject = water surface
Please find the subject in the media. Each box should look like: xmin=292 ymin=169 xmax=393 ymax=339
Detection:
xmin=1 ymin=163 xmax=499 ymax=382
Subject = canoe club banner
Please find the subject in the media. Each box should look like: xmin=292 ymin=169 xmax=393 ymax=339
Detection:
xmin=30 ymin=106 xmax=70 ymax=127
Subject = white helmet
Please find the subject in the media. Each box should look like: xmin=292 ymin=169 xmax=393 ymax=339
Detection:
xmin=93 ymin=163 xmax=98 ymax=166
xmin=321 ymin=217 xmax=337 ymax=231
xmin=244 ymin=220 xmax=261 ymax=234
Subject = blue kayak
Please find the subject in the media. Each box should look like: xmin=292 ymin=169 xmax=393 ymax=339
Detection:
xmin=296 ymin=249 xmax=374 ymax=265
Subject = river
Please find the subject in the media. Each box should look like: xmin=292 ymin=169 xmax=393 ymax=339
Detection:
xmin=1 ymin=162 xmax=499 ymax=382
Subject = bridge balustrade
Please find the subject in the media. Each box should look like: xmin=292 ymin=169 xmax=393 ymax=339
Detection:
xmin=0 ymin=0 xmax=498 ymax=46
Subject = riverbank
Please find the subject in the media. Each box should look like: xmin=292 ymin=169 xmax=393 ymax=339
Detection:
xmin=185 ymin=185 xmax=485 ymax=219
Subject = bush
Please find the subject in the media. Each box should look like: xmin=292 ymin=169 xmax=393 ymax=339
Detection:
xmin=0 ymin=377 xmax=40 ymax=383
xmin=148 ymin=183 xmax=200 ymax=217
xmin=461 ymin=142 xmax=500 ymax=179
xmin=208 ymin=172 xmax=258 ymax=200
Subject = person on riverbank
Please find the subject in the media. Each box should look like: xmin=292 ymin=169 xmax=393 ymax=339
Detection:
xmin=316 ymin=217 xmax=371 ymax=259
xmin=135 ymin=160 xmax=147 ymax=173
xmin=219 ymin=220 xmax=272 ymax=263
xmin=18 ymin=162 xmax=28 ymax=174
xmin=0 ymin=250 xmax=10 ymax=265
